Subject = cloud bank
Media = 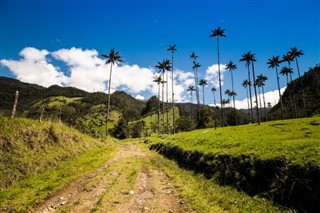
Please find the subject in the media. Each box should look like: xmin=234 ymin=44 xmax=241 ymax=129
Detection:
xmin=1 ymin=47 xmax=201 ymax=102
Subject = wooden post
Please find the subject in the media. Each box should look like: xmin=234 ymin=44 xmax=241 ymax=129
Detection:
xmin=10 ymin=91 xmax=19 ymax=119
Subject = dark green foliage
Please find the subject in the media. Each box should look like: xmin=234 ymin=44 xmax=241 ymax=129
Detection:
xmin=110 ymin=91 xmax=144 ymax=121
xmin=226 ymin=109 xmax=241 ymax=126
xmin=175 ymin=116 xmax=196 ymax=132
xmin=142 ymin=95 xmax=159 ymax=116
xmin=268 ymin=65 xmax=320 ymax=119
xmin=111 ymin=118 xmax=128 ymax=139
xmin=197 ymin=106 xmax=216 ymax=128
xmin=129 ymin=120 xmax=145 ymax=138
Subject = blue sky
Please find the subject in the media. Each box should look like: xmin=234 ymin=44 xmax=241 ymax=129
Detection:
xmin=1 ymin=0 xmax=319 ymax=108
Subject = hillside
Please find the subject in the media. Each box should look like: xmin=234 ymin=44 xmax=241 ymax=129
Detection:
xmin=268 ymin=65 xmax=320 ymax=119
xmin=0 ymin=77 xmax=146 ymax=137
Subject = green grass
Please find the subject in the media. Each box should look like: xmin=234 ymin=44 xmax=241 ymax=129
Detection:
xmin=0 ymin=116 xmax=118 ymax=212
xmin=144 ymin=144 xmax=288 ymax=212
xmin=149 ymin=116 xmax=320 ymax=166
xmin=148 ymin=116 xmax=320 ymax=212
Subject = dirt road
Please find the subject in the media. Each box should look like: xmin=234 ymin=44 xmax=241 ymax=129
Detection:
xmin=33 ymin=142 xmax=190 ymax=213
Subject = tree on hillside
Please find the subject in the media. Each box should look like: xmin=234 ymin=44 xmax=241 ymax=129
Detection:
xmin=211 ymin=87 xmax=217 ymax=105
xmin=199 ymin=79 xmax=208 ymax=105
xmin=187 ymin=85 xmax=196 ymax=103
xmin=280 ymin=66 xmax=295 ymax=118
xmin=282 ymin=53 xmax=294 ymax=82
xmin=153 ymin=75 xmax=162 ymax=133
xmin=242 ymin=79 xmax=252 ymax=122
xmin=226 ymin=61 xmax=237 ymax=109
xmin=102 ymin=48 xmax=123 ymax=137
xmin=167 ymin=44 xmax=177 ymax=133
xmin=289 ymin=47 xmax=307 ymax=117
xmin=156 ymin=59 xmax=171 ymax=133
xmin=240 ymin=51 xmax=260 ymax=124
xmin=267 ymin=55 xmax=284 ymax=119
xmin=210 ymin=27 xmax=226 ymax=127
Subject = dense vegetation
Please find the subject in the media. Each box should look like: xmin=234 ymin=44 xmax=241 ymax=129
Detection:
xmin=0 ymin=116 xmax=116 ymax=212
xmin=268 ymin=65 xmax=320 ymax=119
xmin=149 ymin=116 xmax=320 ymax=212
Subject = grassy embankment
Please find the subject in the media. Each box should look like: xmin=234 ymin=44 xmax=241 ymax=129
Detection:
xmin=0 ymin=116 xmax=117 ymax=212
xmin=149 ymin=116 xmax=320 ymax=212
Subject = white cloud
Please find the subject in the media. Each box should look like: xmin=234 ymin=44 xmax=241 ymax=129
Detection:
xmin=0 ymin=47 xmax=68 ymax=87
xmin=233 ymin=87 xmax=286 ymax=109
xmin=135 ymin=95 xmax=145 ymax=100
xmin=205 ymin=64 xmax=227 ymax=89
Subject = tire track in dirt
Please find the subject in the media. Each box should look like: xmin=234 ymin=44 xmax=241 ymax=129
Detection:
xmin=32 ymin=143 xmax=188 ymax=213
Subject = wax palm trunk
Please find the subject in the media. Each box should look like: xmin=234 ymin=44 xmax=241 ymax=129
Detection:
xmin=251 ymin=63 xmax=260 ymax=124
xmin=247 ymin=67 xmax=254 ymax=122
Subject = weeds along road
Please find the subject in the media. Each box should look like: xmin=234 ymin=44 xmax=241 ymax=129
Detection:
xmin=33 ymin=142 xmax=192 ymax=213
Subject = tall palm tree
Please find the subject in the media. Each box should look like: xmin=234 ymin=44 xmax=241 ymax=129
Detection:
xmin=190 ymin=55 xmax=201 ymax=121
xmin=282 ymin=53 xmax=294 ymax=82
xmin=280 ymin=66 xmax=295 ymax=118
xmin=240 ymin=51 xmax=260 ymax=124
xmin=289 ymin=47 xmax=304 ymax=79
xmin=167 ymin=44 xmax=177 ymax=133
xmin=153 ymin=75 xmax=162 ymax=133
xmin=289 ymin=47 xmax=307 ymax=117
xmin=242 ymin=79 xmax=251 ymax=122
xmin=240 ymin=55 xmax=253 ymax=122
xmin=210 ymin=27 xmax=226 ymax=127
xmin=190 ymin=53 xmax=200 ymax=107
xmin=254 ymin=77 xmax=263 ymax=120
xmin=156 ymin=59 xmax=171 ymax=133
xmin=199 ymin=79 xmax=208 ymax=105
xmin=226 ymin=61 xmax=237 ymax=109
xmin=187 ymin=85 xmax=196 ymax=103
xmin=257 ymin=74 xmax=268 ymax=120
xmin=211 ymin=87 xmax=217 ymax=105
xmin=267 ymin=56 xmax=284 ymax=119
xmin=102 ymin=48 xmax=123 ymax=137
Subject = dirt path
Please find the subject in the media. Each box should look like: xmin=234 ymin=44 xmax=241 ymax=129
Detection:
xmin=33 ymin=143 xmax=187 ymax=213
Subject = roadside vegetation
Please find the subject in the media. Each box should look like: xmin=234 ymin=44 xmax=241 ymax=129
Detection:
xmin=149 ymin=116 xmax=320 ymax=212
xmin=0 ymin=116 xmax=116 ymax=212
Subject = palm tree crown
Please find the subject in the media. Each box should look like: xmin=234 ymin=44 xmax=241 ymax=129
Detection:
xmin=280 ymin=66 xmax=293 ymax=78
xmin=289 ymin=47 xmax=304 ymax=60
xmin=209 ymin=27 xmax=226 ymax=38
xmin=156 ymin=59 xmax=171 ymax=74
xmin=167 ymin=44 xmax=177 ymax=53
xmin=240 ymin=51 xmax=256 ymax=66
xmin=153 ymin=75 xmax=162 ymax=84
xmin=267 ymin=55 xmax=281 ymax=69
xmin=226 ymin=61 xmax=237 ymax=71
xmin=190 ymin=52 xmax=198 ymax=61
xmin=102 ymin=48 xmax=123 ymax=66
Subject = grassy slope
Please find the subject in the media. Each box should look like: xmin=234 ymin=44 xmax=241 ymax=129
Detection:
xmin=0 ymin=116 xmax=117 ymax=212
xmin=150 ymin=116 xmax=320 ymax=166
xmin=148 ymin=116 xmax=320 ymax=211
